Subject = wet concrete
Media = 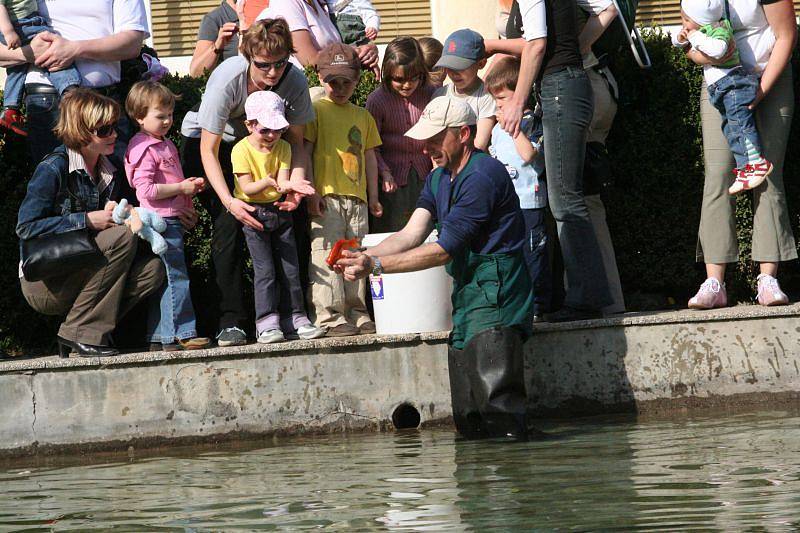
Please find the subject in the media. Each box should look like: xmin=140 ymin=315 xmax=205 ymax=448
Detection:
xmin=3 ymin=305 xmax=800 ymax=455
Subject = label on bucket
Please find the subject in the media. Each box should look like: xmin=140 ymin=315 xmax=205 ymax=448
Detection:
xmin=369 ymin=275 xmax=384 ymax=300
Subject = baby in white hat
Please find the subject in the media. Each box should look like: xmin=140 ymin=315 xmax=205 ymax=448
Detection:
xmin=673 ymin=0 xmax=773 ymax=195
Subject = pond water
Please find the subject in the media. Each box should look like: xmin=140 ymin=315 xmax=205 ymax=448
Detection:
xmin=2 ymin=410 xmax=800 ymax=531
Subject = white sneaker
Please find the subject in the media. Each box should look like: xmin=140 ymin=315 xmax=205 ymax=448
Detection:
xmin=257 ymin=329 xmax=285 ymax=344
xmin=757 ymin=274 xmax=789 ymax=306
xmin=296 ymin=324 xmax=325 ymax=340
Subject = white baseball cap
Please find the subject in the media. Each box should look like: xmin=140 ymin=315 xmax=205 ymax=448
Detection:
xmin=245 ymin=91 xmax=290 ymax=130
xmin=681 ymin=0 xmax=723 ymax=26
xmin=405 ymin=96 xmax=477 ymax=140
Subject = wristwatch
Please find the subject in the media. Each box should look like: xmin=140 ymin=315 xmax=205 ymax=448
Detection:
xmin=371 ymin=256 xmax=383 ymax=277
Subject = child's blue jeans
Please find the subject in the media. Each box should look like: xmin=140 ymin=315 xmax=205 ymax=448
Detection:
xmin=707 ymin=67 xmax=762 ymax=169
xmin=0 ymin=15 xmax=82 ymax=109
xmin=147 ymin=218 xmax=198 ymax=343
xmin=521 ymin=208 xmax=551 ymax=316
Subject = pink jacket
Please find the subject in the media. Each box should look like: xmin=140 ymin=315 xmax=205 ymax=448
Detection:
xmin=125 ymin=132 xmax=192 ymax=217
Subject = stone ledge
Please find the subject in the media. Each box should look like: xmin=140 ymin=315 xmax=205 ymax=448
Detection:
xmin=531 ymin=303 xmax=800 ymax=333
xmin=0 ymin=331 xmax=451 ymax=375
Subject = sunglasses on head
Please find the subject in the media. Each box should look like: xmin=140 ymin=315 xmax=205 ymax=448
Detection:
xmin=93 ymin=123 xmax=117 ymax=138
xmin=252 ymin=56 xmax=290 ymax=72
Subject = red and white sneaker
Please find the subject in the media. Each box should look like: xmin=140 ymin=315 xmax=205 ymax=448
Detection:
xmin=756 ymin=274 xmax=789 ymax=306
xmin=728 ymin=159 xmax=773 ymax=195
xmin=0 ymin=108 xmax=26 ymax=136
xmin=688 ymin=277 xmax=728 ymax=310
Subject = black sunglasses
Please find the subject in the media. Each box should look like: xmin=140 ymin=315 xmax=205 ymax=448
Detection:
xmin=390 ymin=74 xmax=423 ymax=83
xmin=93 ymin=123 xmax=117 ymax=138
xmin=252 ymin=56 xmax=290 ymax=72
xmin=257 ymin=126 xmax=288 ymax=135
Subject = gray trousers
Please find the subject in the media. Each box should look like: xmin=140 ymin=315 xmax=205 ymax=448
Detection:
xmin=697 ymin=66 xmax=796 ymax=263
xmin=21 ymin=225 xmax=165 ymax=345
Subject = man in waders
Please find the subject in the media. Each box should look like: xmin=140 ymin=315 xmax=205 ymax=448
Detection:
xmin=336 ymin=96 xmax=534 ymax=439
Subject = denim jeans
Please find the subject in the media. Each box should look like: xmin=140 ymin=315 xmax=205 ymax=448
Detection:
xmin=0 ymin=15 xmax=81 ymax=109
xmin=540 ymin=66 xmax=611 ymax=311
xmin=24 ymin=85 xmax=133 ymax=164
xmin=147 ymin=218 xmax=198 ymax=343
xmin=521 ymin=208 xmax=551 ymax=316
xmin=243 ymin=203 xmax=307 ymax=335
xmin=707 ymin=68 xmax=762 ymax=169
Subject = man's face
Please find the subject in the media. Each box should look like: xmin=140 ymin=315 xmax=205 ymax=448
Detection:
xmin=422 ymin=127 xmax=464 ymax=169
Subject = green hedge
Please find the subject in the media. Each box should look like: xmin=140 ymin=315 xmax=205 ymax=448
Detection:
xmin=1 ymin=34 xmax=798 ymax=354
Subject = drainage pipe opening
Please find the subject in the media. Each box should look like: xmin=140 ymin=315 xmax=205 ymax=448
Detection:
xmin=392 ymin=403 xmax=421 ymax=430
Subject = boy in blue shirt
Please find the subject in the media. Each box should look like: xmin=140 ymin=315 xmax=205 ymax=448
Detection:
xmin=486 ymin=56 xmax=550 ymax=319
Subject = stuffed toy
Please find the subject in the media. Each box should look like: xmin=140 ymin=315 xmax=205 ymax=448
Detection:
xmin=108 ymin=199 xmax=168 ymax=256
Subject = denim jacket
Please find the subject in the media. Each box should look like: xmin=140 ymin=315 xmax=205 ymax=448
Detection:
xmin=16 ymin=146 xmax=127 ymax=241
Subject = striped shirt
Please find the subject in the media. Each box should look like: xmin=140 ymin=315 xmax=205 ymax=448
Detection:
xmin=365 ymin=84 xmax=436 ymax=188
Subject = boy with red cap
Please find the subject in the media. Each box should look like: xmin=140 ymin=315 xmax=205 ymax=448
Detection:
xmin=304 ymin=42 xmax=383 ymax=337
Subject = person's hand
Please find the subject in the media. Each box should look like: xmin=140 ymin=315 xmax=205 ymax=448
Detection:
xmin=177 ymin=205 xmax=199 ymax=230
xmin=180 ymin=177 xmax=206 ymax=196
xmin=369 ymin=199 xmax=383 ymax=218
xmin=335 ymin=249 xmax=373 ymax=281
xmin=365 ymin=27 xmax=378 ymax=41
xmin=307 ymin=193 xmax=326 ymax=217
xmin=382 ymin=173 xmax=397 ymax=193
xmin=500 ymin=98 xmax=524 ymax=138
xmin=34 ymin=32 xmax=79 ymax=71
xmin=283 ymin=175 xmax=316 ymax=196
xmin=356 ymin=43 xmax=379 ymax=69
xmin=228 ymin=197 xmax=263 ymax=230
xmin=86 ymin=209 xmax=116 ymax=231
xmin=677 ymin=28 xmax=689 ymax=44
xmin=215 ymin=22 xmax=239 ymax=52
xmin=3 ymin=30 xmax=21 ymax=50
xmin=275 ymin=191 xmax=302 ymax=211
xmin=749 ymin=86 xmax=765 ymax=110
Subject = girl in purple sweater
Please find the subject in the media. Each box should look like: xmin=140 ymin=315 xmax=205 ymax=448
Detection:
xmin=125 ymin=81 xmax=211 ymax=351
xmin=365 ymin=37 xmax=435 ymax=233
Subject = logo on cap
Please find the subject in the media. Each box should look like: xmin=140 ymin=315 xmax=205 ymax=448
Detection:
xmin=448 ymin=40 xmax=457 ymax=53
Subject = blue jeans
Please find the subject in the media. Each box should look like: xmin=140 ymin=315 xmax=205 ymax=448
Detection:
xmin=24 ymin=85 xmax=133 ymax=164
xmin=521 ymin=208 xmax=551 ymax=315
xmin=707 ymin=67 xmax=762 ymax=169
xmin=242 ymin=204 xmax=307 ymax=335
xmin=0 ymin=15 xmax=81 ymax=108
xmin=147 ymin=218 xmax=198 ymax=343
xmin=540 ymin=67 xmax=611 ymax=311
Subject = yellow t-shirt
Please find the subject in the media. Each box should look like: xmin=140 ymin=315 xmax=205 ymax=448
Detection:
xmin=304 ymin=97 xmax=382 ymax=202
xmin=231 ymin=137 xmax=291 ymax=204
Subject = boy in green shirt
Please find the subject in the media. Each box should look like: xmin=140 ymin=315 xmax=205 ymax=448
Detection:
xmin=674 ymin=0 xmax=772 ymax=196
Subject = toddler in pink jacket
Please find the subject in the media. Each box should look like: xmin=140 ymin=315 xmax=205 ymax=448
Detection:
xmin=125 ymin=81 xmax=210 ymax=351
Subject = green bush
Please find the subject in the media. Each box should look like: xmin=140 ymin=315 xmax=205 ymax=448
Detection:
xmin=2 ymin=36 xmax=799 ymax=353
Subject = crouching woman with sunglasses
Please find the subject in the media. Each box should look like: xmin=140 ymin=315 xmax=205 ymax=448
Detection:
xmin=16 ymin=89 xmax=165 ymax=357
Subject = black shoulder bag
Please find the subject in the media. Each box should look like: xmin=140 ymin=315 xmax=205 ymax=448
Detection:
xmin=20 ymin=154 xmax=103 ymax=282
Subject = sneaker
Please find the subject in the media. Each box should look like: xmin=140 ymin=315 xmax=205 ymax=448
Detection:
xmin=257 ymin=329 xmax=285 ymax=344
xmin=325 ymin=323 xmax=360 ymax=337
xmin=296 ymin=323 xmax=325 ymax=340
xmin=729 ymin=159 xmax=773 ymax=195
xmin=358 ymin=321 xmax=377 ymax=334
xmin=0 ymin=108 xmax=26 ymax=136
xmin=688 ymin=278 xmax=727 ymax=310
xmin=756 ymin=274 xmax=789 ymax=306
xmin=216 ymin=326 xmax=247 ymax=347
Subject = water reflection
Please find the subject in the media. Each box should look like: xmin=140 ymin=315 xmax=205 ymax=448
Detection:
xmin=2 ymin=411 xmax=800 ymax=530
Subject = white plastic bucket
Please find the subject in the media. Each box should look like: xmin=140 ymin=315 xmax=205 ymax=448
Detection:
xmin=362 ymin=232 xmax=453 ymax=335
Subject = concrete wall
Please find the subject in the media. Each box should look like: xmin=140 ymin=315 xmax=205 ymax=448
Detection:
xmin=430 ymin=0 xmax=500 ymax=42
xmin=4 ymin=305 xmax=800 ymax=455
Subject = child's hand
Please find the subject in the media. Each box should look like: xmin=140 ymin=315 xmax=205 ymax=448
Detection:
xmin=283 ymin=175 xmax=316 ymax=196
xmin=4 ymin=30 xmax=21 ymax=50
xmin=369 ymin=199 xmax=383 ymax=218
xmin=365 ymin=27 xmax=378 ymax=41
xmin=180 ymin=177 xmax=205 ymax=196
xmin=382 ymin=173 xmax=397 ymax=193
xmin=307 ymin=193 xmax=326 ymax=217
xmin=104 ymin=201 xmax=118 ymax=212
xmin=677 ymin=28 xmax=689 ymax=44
xmin=275 ymin=191 xmax=302 ymax=212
